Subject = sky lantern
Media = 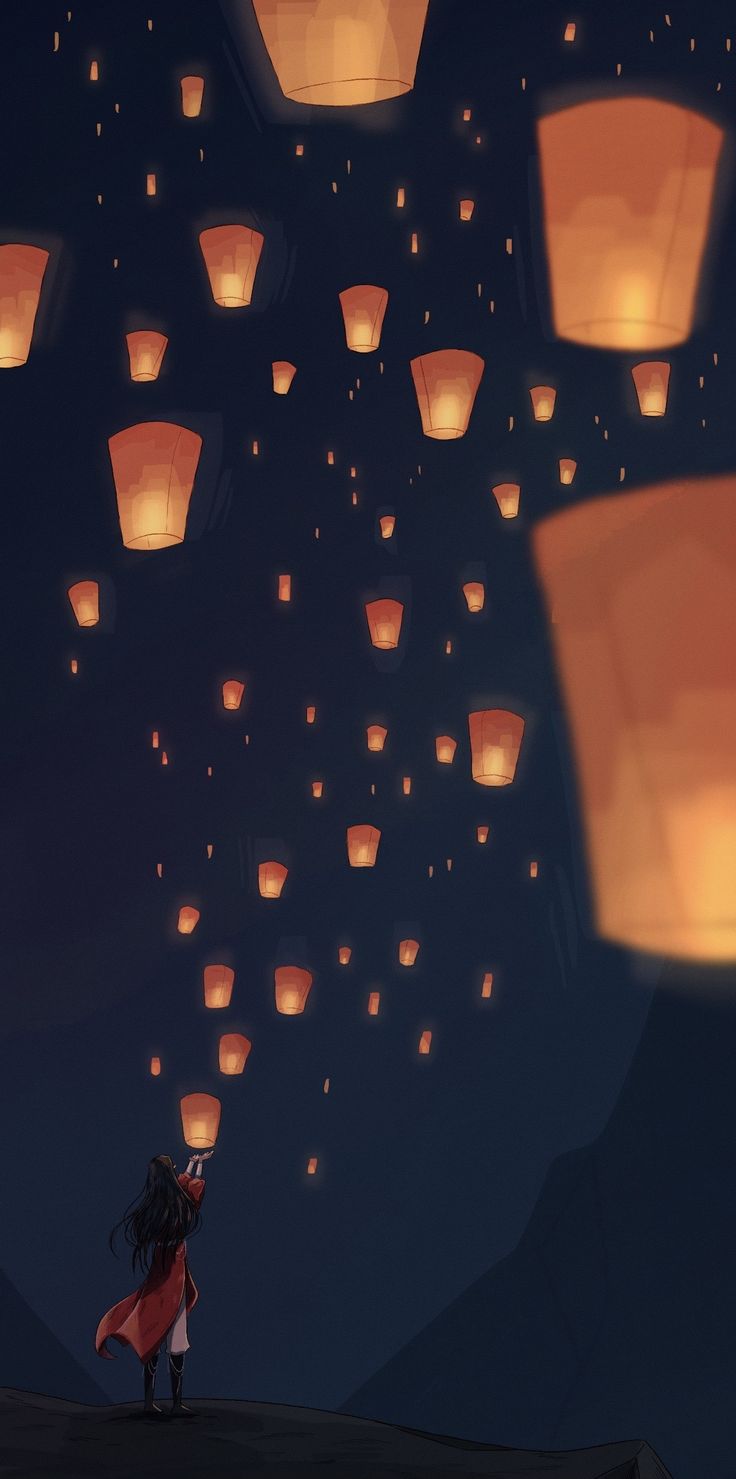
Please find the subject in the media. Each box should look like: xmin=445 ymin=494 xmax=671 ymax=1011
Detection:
xmin=530 ymin=385 xmax=556 ymax=421
xmin=177 ymin=905 xmax=200 ymax=934
xmin=631 ymin=361 xmax=671 ymax=415
xmin=462 ymin=581 xmax=485 ymax=613
xmin=558 ymin=457 xmax=577 ymax=485
xmin=338 ymin=945 xmax=352 ymax=965
xmin=0 ymin=244 xmax=50 ymax=367
xmin=259 ymin=861 xmax=288 ymax=898
xmin=379 ymin=514 xmax=395 ymax=539
xmin=347 ymin=824 xmax=381 ymax=867
xmin=366 ymin=724 xmax=388 ymax=752
xmin=180 ymin=74 xmax=204 ymax=117
xmin=368 ymin=991 xmax=381 ymax=1015
xmin=530 ymin=860 xmax=539 ymax=878
xmin=418 ymin=1029 xmax=432 ymax=1055
xmin=251 ymin=0 xmax=429 ymax=106
xmin=67 ymin=580 xmax=99 ymax=627
xmin=481 ymin=971 xmax=493 ymax=998
xmin=533 ymin=473 xmax=736 ymax=962
xmin=459 ymin=199 xmax=475 ymax=221
xmin=307 ymin=1157 xmax=318 ymax=1174
xmin=108 ymin=421 xmax=202 ymax=550
xmin=199 ymin=225 xmax=264 ymax=307
xmin=399 ymin=938 xmax=420 ymax=966
xmin=435 ymin=735 xmax=457 ymax=764
xmin=365 ymin=597 xmax=403 ymax=649
xmin=180 ymin=1092 xmax=221 ymax=1149
xmin=492 ymin=482 xmax=520 ymax=518
xmin=219 ymin=1033 xmax=251 ymax=1075
xmin=274 ymin=965 xmax=313 ymax=1014
xmin=311 ymin=779 xmax=323 ymax=797
xmin=477 ymin=824 xmax=489 ymax=844
xmin=410 ymin=350 xmax=485 ymax=439
xmin=468 ymin=709 xmax=525 ymax=786
xmin=402 ymin=775 xmax=412 ymax=795
xmin=537 ymin=98 xmax=723 ymax=349
xmin=222 ymin=680 xmax=245 ymax=710
xmin=204 ymin=965 xmax=235 ymax=1009
xmin=277 ymin=573 xmax=292 ymax=602
xmin=150 ymin=1056 xmax=161 ymax=1076
xmin=339 ymin=285 xmax=388 ymax=352
xmin=126 ymin=330 xmax=168 ymax=382
xmin=305 ymin=704 xmax=316 ymax=723
xmin=272 ymin=360 xmax=297 ymax=394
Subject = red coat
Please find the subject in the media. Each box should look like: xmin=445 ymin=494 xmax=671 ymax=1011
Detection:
xmin=95 ymin=1173 xmax=205 ymax=1365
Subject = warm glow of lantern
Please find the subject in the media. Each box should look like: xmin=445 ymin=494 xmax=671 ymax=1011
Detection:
xmin=481 ymin=971 xmax=493 ymax=998
xmin=379 ymin=515 xmax=395 ymax=539
xmin=492 ymin=482 xmax=520 ymax=518
xmin=0 ymin=244 xmax=50 ymax=368
xmin=219 ymin=1033 xmax=251 ymax=1075
xmin=220 ymin=679 xmax=245 ymax=712
xmin=146 ymin=173 xmax=157 ymax=197
xmin=366 ymin=724 xmax=388 ymax=752
xmin=339 ymin=284 xmax=388 ymax=352
xmin=418 ymin=1029 xmax=432 ymax=1055
xmin=435 ymin=735 xmax=457 ymax=764
xmin=462 ymin=581 xmax=485 ymax=612
xmin=70 ymin=658 xmax=78 ymax=674
xmin=410 ymin=349 xmax=485 ymax=439
xmin=347 ymin=824 xmax=381 ymax=867
xmin=180 ymin=1092 xmax=221 ymax=1148
xmin=368 ymin=991 xmax=380 ymax=1015
xmin=631 ymin=360 xmax=671 ymax=415
xmin=530 ymin=860 xmax=539 ymax=878
xmin=67 ymin=580 xmax=99 ymax=627
xmin=180 ymin=74 xmax=204 ymax=117
xmin=559 ymin=457 xmax=577 ymax=485
xmin=199 ymin=224 xmax=264 ymax=308
xmin=204 ymin=964 xmax=235 ymax=1009
xmin=275 ymin=965 xmax=313 ymax=1015
xmin=530 ymin=385 xmax=557 ymax=421
xmin=278 ymin=573 xmax=292 ymax=602
xmin=399 ymin=938 xmax=420 ymax=966
xmin=307 ymin=1156 xmax=318 ymax=1173
xmin=537 ymin=98 xmax=723 ymax=349
xmin=152 ymin=731 xmax=159 ymax=748
xmin=311 ymin=779 xmax=324 ymax=797
xmin=272 ymin=360 xmax=297 ymax=394
xmin=477 ymin=824 xmax=489 ymax=843
xmin=564 ymin=21 xmax=576 ymax=41
xmin=468 ymin=709 xmax=525 ymax=786
xmin=459 ymin=199 xmax=475 ymax=221
xmin=338 ymin=945 xmax=352 ymax=965
xmin=108 ymin=421 xmax=202 ymax=550
xmin=126 ymin=330 xmax=168 ymax=382
xmin=402 ymin=775 xmax=412 ymax=795
xmin=258 ymin=861 xmax=288 ymax=898
xmin=177 ymin=905 xmax=200 ymax=934
xmin=150 ymin=1056 xmax=161 ymax=1076
xmin=365 ymin=597 xmax=403 ymax=649
xmin=251 ymin=0 xmax=429 ymax=106
xmin=306 ymin=704 xmax=316 ymax=723
xmin=89 ymin=59 xmax=99 ymax=80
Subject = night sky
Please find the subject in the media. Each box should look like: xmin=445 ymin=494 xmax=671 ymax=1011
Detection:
xmin=2 ymin=1 xmax=736 ymax=1469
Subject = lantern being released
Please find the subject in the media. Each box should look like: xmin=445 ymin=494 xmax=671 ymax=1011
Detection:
xmin=108 ymin=421 xmax=202 ymax=551
xmin=631 ymin=361 xmax=671 ymax=416
xmin=339 ymin=285 xmax=389 ymax=352
xmin=468 ymin=709 xmax=525 ymax=786
xmin=251 ymin=0 xmax=430 ymax=106
xmin=199 ymin=225 xmax=264 ymax=307
xmin=365 ymin=597 xmax=403 ymax=649
xmin=218 ymin=1033 xmax=251 ymax=1075
xmin=204 ymin=964 xmax=235 ymax=1009
xmin=258 ymin=861 xmax=288 ymax=898
xmin=222 ymin=680 xmax=245 ymax=710
xmin=180 ymin=1092 xmax=221 ymax=1149
xmin=0 ymin=243 xmax=50 ymax=368
xmin=67 ymin=580 xmax=99 ymax=627
xmin=347 ymin=824 xmax=381 ymax=867
xmin=533 ymin=473 xmax=736 ymax=962
xmin=492 ymin=482 xmax=520 ymax=519
xmin=275 ymin=965 xmax=313 ymax=1014
xmin=410 ymin=350 xmax=485 ymax=439
xmin=126 ymin=330 xmax=168 ymax=382
xmin=180 ymin=74 xmax=205 ymax=117
xmin=272 ymin=360 xmax=297 ymax=394
xmin=537 ymin=97 xmax=723 ymax=349
xmin=530 ymin=385 xmax=557 ymax=421
xmin=177 ymin=905 xmax=200 ymax=934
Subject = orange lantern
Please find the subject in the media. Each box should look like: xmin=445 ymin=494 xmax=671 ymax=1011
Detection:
xmin=108 ymin=421 xmax=202 ymax=550
xmin=533 ymin=472 xmax=736 ymax=962
xmin=402 ymin=775 xmax=412 ymax=795
xmin=146 ymin=173 xmax=157 ymax=197
xmin=199 ymin=225 xmax=264 ymax=308
xmin=365 ymin=598 xmax=403 ymax=649
xmin=558 ymin=458 xmax=577 ymax=485
xmin=218 ymin=1033 xmax=251 ymax=1075
xmin=492 ymin=482 xmax=520 ymax=519
xmin=481 ymin=971 xmax=494 ymax=998
xmin=418 ymin=1029 xmax=432 ymax=1055
xmin=631 ymin=361 xmax=670 ymax=416
xmin=379 ymin=514 xmax=396 ymax=539
xmin=477 ymin=824 xmax=489 ymax=844
xmin=126 ymin=330 xmax=168 ymax=382
xmin=222 ymin=680 xmax=245 ymax=710
xmin=338 ymin=285 xmax=388 ymax=352
xmin=151 ymin=731 xmax=159 ymax=748
xmin=410 ymin=350 xmax=485 ymax=439
xmin=537 ymin=98 xmax=723 ymax=349
xmin=311 ymin=779 xmax=324 ymax=797
xmin=306 ymin=704 xmax=316 ymax=723
xmin=278 ymin=573 xmax=291 ymax=602
xmin=399 ymin=938 xmax=420 ymax=966
xmin=258 ymin=861 xmax=288 ymax=898
xmin=272 ymin=360 xmax=297 ymax=394
xmin=67 ymin=580 xmax=99 ymax=627
xmin=468 ymin=709 xmax=525 ymax=786
xmin=0 ymin=244 xmax=50 ymax=368
xmin=346 ymin=824 xmax=381 ymax=867
xmin=180 ymin=1092 xmax=221 ymax=1148
xmin=150 ymin=1056 xmax=161 ymax=1076
xmin=69 ymin=657 xmax=78 ymax=675
xmin=203 ymin=964 xmax=234 ymax=1009
xmin=435 ymin=735 xmax=457 ymax=764
xmin=177 ymin=905 xmax=200 ymax=934
xmin=459 ymin=199 xmax=475 ymax=221
xmin=251 ymin=0 xmax=429 ymax=105
xmin=307 ymin=1156 xmax=318 ymax=1174
xmin=180 ymin=74 xmax=205 ymax=117
xmin=366 ymin=724 xmax=388 ymax=752
xmin=529 ymin=385 xmax=556 ymax=421
xmin=367 ymin=991 xmax=381 ymax=1015
xmin=462 ymin=581 xmax=485 ymax=612
xmin=274 ymin=965 xmax=313 ymax=1014
xmin=338 ymin=945 xmax=352 ymax=965
xmin=530 ymin=860 xmax=539 ymax=878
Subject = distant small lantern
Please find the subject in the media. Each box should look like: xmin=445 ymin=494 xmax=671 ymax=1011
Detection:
xmin=365 ymin=597 xmax=403 ymax=649
xmin=180 ymin=74 xmax=205 ymax=117
xmin=126 ymin=330 xmax=168 ymax=383
xmin=402 ymin=775 xmax=412 ymax=795
xmin=275 ymin=965 xmax=313 ymax=1015
xmin=418 ymin=1029 xmax=432 ymax=1055
xmin=177 ymin=905 xmax=200 ymax=934
xmin=219 ymin=1032 xmax=251 ymax=1075
xmin=150 ymin=1056 xmax=161 ymax=1076
xmin=366 ymin=724 xmax=388 ymax=752
xmin=151 ymin=731 xmax=159 ymax=748
xmin=468 ymin=709 xmax=525 ymax=786
xmin=410 ymin=349 xmax=485 ymax=439
xmin=477 ymin=824 xmax=489 ymax=844
xmin=307 ymin=1156 xmax=318 ymax=1174
xmin=108 ymin=421 xmax=202 ymax=550
xmin=70 ymin=658 xmax=78 ymax=674
xmin=631 ymin=361 xmax=670 ymax=415
xmin=67 ymin=580 xmax=99 ymax=627
xmin=399 ymin=938 xmax=420 ymax=966
xmin=251 ymin=0 xmax=430 ymax=106
xmin=199 ymin=224 xmax=264 ymax=308
xmin=530 ymin=860 xmax=539 ymax=878
xmin=559 ymin=458 xmax=577 ymax=485
xmin=462 ymin=581 xmax=485 ymax=612
xmin=338 ymin=945 xmax=352 ymax=965
xmin=258 ymin=861 xmax=288 ymax=898
xmin=272 ymin=360 xmax=297 ymax=394
xmin=323 ymin=1077 xmax=330 ymax=1093
xmin=339 ymin=285 xmax=389 ymax=352
xmin=306 ymin=704 xmax=316 ymax=724
xmin=278 ymin=573 xmax=292 ymax=602
xmin=222 ymin=680 xmax=245 ymax=711
xmin=492 ymin=482 xmax=520 ymax=519
xmin=368 ymin=991 xmax=381 ymax=1015
xmin=180 ymin=1092 xmax=221 ymax=1149
xmin=146 ymin=173 xmax=157 ymax=197
xmin=435 ymin=735 xmax=457 ymax=764
xmin=311 ymin=779 xmax=324 ymax=797
xmin=529 ymin=385 xmax=556 ymax=421
xmin=459 ymin=199 xmax=475 ymax=221
xmin=0 ymin=244 xmax=50 ymax=368
xmin=347 ymin=824 xmax=381 ymax=867
xmin=379 ymin=514 xmax=395 ymax=539
xmin=481 ymin=971 xmax=494 ymax=998
xmin=89 ymin=59 xmax=99 ymax=80
xmin=204 ymin=965 xmax=235 ymax=1009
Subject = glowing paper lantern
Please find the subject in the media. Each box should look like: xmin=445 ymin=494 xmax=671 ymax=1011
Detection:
xmin=530 ymin=385 xmax=556 ymax=421
xmin=365 ymin=598 xmax=403 ymax=649
xmin=477 ymin=824 xmax=489 ymax=844
xmin=307 ymin=1157 xmax=318 ymax=1173
xmin=272 ymin=360 xmax=297 ymax=394
xmin=347 ymin=824 xmax=381 ymax=867
xmin=631 ymin=360 xmax=670 ymax=415
xmin=150 ymin=1056 xmax=161 ymax=1076
xmin=492 ymin=482 xmax=520 ymax=519
xmin=418 ymin=1030 xmax=432 ymax=1055
xmin=67 ymin=580 xmax=99 ymax=627
xmin=275 ymin=965 xmax=312 ymax=1014
xmin=379 ymin=515 xmax=395 ymax=539
xmin=180 ymin=75 xmax=204 ymax=117
xmin=311 ymin=779 xmax=324 ymax=797
xmin=126 ymin=330 xmax=168 ymax=382
xmin=259 ymin=861 xmax=288 ymax=898
xmin=462 ymin=581 xmax=485 ymax=612
xmin=277 ymin=574 xmax=292 ymax=602
xmin=468 ymin=710 xmax=525 ymax=787
xmin=108 ymin=421 xmax=202 ymax=551
xmin=399 ymin=938 xmax=419 ymax=966
xmin=410 ymin=350 xmax=485 ymax=439
xmin=402 ymin=776 xmax=412 ymax=795
xmin=367 ymin=724 xmax=388 ymax=752
xmin=177 ymin=906 xmax=200 ymax=934
xmin=530 ymin=860 xmax=539 ymax=878
xmin=459 ymin=199 xmax=475 ymax=221
xmin=559 ymin=458 xmax=577 ymax=485
xmin=481 ymin=971 xmax=493 ymax=998
xmin=180 ymin=1092 xmax=221 ymax=1148
xmin=338 ymin=945 xmax=352 ymax=965
xmin=219 ymin=1033 xmax=251 ymax=1075
xmin=251 ymin=0 xmax=429 ymax=106
xmin=339 ymin=285 xmax=388 ymax=352
xmin=306 ymin=704 xmax=316 ymax=724
xmin=146 ymin=173 xmax=157 ymax=197
xmin=533 ymin=473 xmax=736 ymax=962
xmin=435 ymin=735 xmax=457 ymax=764
xmin=204 ymin=965 xmax=234 ymax=1009
xmin=199 ymin=225 xmax=264 ymax=308
xmin=222 ymin=680 xmax=245 ymax=710
xmin=368 ymin=991 xmax=380 ymax=1015
xmin=0 ymin=244 xmax=50 ymax=368
xmin=537 ymin=98 xmax=723 ymax=349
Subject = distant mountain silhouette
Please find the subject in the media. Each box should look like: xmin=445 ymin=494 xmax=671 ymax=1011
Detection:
xmin=0 ymin=1269 xmax=109 ymax=1406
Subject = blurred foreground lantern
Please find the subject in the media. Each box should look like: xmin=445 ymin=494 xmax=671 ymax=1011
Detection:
xmin=532 ymin=473 xmax=736 ymax=962
xmin=275 ymin=965 xmax=312 ymax=1014
xmin=481 ymin=971 xmax=493 ymax=998
xmin=459 ymin=199 xmax=475 ymax=221
xmin=558 ymin=457 xmax=577 ymax=485
xmin=365 ymin=597 xmax=403 ymax=649
xmin=462 ymin=581 xmax=485 ymax=612
xmin=177 ymin=905 xmax=200 ymax=934
xmin=338 ymin=945 xmax=352 ymax=965
xmin=631 ymin=360 xmax=670 ymax=415
xmin=379 ymin=514 xmax=395 ymax=538
xmin=150 ymin=1056 xmax=161 ymax=1076
xmin=339 ymin=285 xmax=388 ymax=352
xmin=347 ymin=824 xmax=381 ymax=866
xmin=67 ymin=580 xmax=99 ymax=627
xmin=530 ymin=385 xmax=556 ymax=421
xmin=366 ymin=724 xmax=387 ymax=752
xmin=410 ymin=349 xmax=484 ymax=439
xmin=199 ymin=225 xmax=264 ymax=307
xmin=492 ymin=482 xmax=520 ymax=518
xmin=126 ymin=330 xmax=168 ymax=382
xmin=0 ymin=244 xmax=50 ymax=367
xmin=204 ymin=964 xmax=234 ymax=1009
xmin=272 ymin=360 xmax=296 ymax=394
xmin=259 ymin=861 xmax=288 ymax=898
xmin=399 ymin=938 xmax=420 ymax=966
xmin=180 ymin=1092 xmax=221 ymax=1148
xmin=468 ymin=709 xmax=525 ymax=786
xmin=222 ymin=680 xmax=245 ymax=710
xmin=537 ymin=97 xmax=723 ymax=349
xmin=251 ymin=0 xmax=429 ymax=106
xmin=108 ymin=421 xmax=202 ymax=550
xmin=180 ymin=74 xmax=204 ymax=117
xmin=418 ymin=1029 xmax=432 ymax=1055
xmin=435 ymin=735 xmax=457 ymax=764
xmin=219 ymin=1032 xmax=251 ymax=1075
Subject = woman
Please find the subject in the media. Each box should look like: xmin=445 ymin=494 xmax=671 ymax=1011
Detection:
xmin=95 ymin=1149 xmax=213 ymax=1416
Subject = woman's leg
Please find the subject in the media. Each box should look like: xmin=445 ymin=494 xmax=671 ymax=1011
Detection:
xmin=143 ymin=1347 xmax=163 ymax=1415
xmin=167 ymin=1294 xmax=193 ymax=1415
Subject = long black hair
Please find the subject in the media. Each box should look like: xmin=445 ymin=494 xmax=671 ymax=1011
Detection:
xmin=109 ymin=1155 xmax=202 ymax=1274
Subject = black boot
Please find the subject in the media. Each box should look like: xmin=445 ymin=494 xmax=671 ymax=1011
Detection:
xmin=143 ymin=1349 xmax=163 ymax=1415
xmin=168 ymin=1351 xmax=193 ymax=1415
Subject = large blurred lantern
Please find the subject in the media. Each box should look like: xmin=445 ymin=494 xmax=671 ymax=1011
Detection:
xmin=468 ymin=709 xmax=525 ymax=786
xmin=177 ymin=905 xmax=200 ymax=934
xmin=537 ymin=97 xmax=723 ymax=349
xmin=631 ymin=360 xmax=670 ymax=415
xmin=0 ymin=243 xmax=50 ymax=367
xmin=204 ymin=965 xmax=235 ymax=1009
xmin=275 ymin=965 xmax=313 ymax=1014
xmin=251 ymin=0 xmax=429 ymax=106
xmin=530 ymin=385 xmax=556 ymax=421
xmin=492 ymin=482 xmax=520 ymax=519
xmin=180 ymin=75 xmax=205 ymax=117
xmin=67 ymin=580 xmax=99 ymax=627
xmin=272 ymin=360 xmax=297 ymax=394
xmin=259 ymin=861 xmax=288 ymax=898
xmin=180 ymin=1092 xmax=221 ymax=1148
xmin=462 ymin=581 xmax=485 ymax=612
xmin=199 ymin=225 xmax=264 ymax=307
xmin=347 ymin=824 xmax=381 ymax=866
xmin=126 ymin=330 xmax=168 ymax=382
xmin=339 ymin=285 xmax=388 ymax=352
xmin=410 ymin=350 xmax=484 ymax=439
xmin=532 ymin=473 xmax=736 ymax=962
xmin=365 ymin=597 xmax=403 ymax=649
xmin=108 ymin=421 xmax=202 ymax=550
xmin=222 ymin=680 xmax=245 ymax=710
xmin=366 ymin=724 xmax=387 ymax=752
xmin=219 ymin=1033 xmax=251 ymax=1075
xmin=399 ymin=938 xmax=420 ymax=966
